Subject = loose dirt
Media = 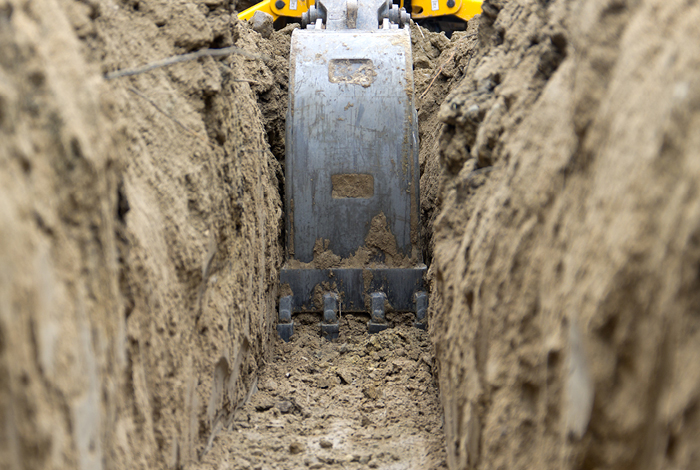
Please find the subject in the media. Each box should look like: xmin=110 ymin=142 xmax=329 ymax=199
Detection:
xmin=287 ymin=212 xmax=420 ymax=269
xmin=195 ymin=314 xmax=447 ymax=470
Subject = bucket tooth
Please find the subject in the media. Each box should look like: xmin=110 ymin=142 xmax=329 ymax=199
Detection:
xmin=413 ymin=291 xmax=428 ymax=330
xmin=277 ymin=295 xmax=294 ymax=341
xmin=368 ymin=292 xmax=390 ymax=334
xmin=321 ymin=292 xmax=340 ymax=340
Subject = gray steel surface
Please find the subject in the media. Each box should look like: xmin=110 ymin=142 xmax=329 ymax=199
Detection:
xmin=286 ymin=26 xmax=420 ymax=262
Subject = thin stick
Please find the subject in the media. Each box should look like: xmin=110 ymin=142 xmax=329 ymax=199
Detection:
xmin=419 ymin=49 xmax=456 ymax=100
xmin=105 ymin=46 xmax=270 ymax=80
xmin=232 ymin=79 xmax=263 ymax=86
xmin=127 ymin=87 xmax=209 ymax=143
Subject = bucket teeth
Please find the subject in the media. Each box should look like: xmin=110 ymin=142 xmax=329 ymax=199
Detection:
xmin=320 ymin=292 xmax=340 ymax=340
xmin=277 ymin=295 xmax=294 ymax=342
xmin=413 ymin=291 xmax=428 ymax=330
xmin=368 ymin=292 xmax=390 ymax=334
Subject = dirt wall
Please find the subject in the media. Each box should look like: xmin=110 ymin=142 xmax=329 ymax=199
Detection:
xmin=0 ymin=0 xmax=285 ymax=468
xmin=431 ymin=0 xmax=700 ymax=469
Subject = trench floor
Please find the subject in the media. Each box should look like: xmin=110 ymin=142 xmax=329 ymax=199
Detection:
xmin=198 ymin=313 xmax=447 ymax=469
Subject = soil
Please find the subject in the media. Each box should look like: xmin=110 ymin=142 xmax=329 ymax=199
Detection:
xmin=3 ymin=0 xmax=700 ymax=470
xmin=194 ymin=314 xmax=447 ymax=470
xmin=431 ymin=0 xmax=700 ymax=469
xmin=412 ymin=21 xmax=480 ymax=264
xmin=286 ymin=212 xmax=419 ymax=269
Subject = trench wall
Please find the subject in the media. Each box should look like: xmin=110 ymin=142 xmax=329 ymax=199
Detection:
xmin=0 ymin=0 xmax=286 ymax=468
xmin=431 ymin=0 xmax=700 ymax=468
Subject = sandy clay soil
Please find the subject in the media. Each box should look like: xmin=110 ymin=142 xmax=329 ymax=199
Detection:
xmin=196 ymin=314 xmax=447 ymax=470
xmin=3 ymin=0 xmax=700 ymax=469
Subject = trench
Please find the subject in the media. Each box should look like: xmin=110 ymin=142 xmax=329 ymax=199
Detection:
xmin=190 ymin=19 xmax=462 ymax=470
xmin=3 ymin=1 xmax=700 ymax=470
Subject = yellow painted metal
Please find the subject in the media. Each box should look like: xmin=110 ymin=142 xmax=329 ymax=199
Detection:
xmin=410 ymin=0 xmax=481 ymax=21
xmin=238 ymin=0 xmax=479 ymax=24
xmin=238 ymin=0 xmax=314 ymax=21
xmin=238 ymin=0 xmax=277 ymax=20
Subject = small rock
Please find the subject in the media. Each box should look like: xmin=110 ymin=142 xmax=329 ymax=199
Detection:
xmin=336 ymin=369 xmax=352 ymax=385
xmin=339 ymin=343 xmax=349 ymax=354
xmin=289 ymin=441 xmax=305 ymax=454
xmin=254 ymin=400 xmax=274 ymax=412
xmin=319 ymin=438 xmax=333 ymax=449
xmin=250 ymin=10 xmax=274 ymax=39
xmin=276 ymin=400 xmax=294 ymax=414
xmin=359 ymin=454 xmax=372 ymax=464
xmin=362 ymin=385 xmax=380 ymax=400
xmin=361 ymin=415 xmax=372 ymax=427
xmin=369 ymin=462 xmax=378 ymax=468
xmin=316 ymin=376 xmax=336 ymax=389
xmin=309 ymin=463 xmax=323 ymax=470
xmin=263 ymin=379 xmax=278 ymax=391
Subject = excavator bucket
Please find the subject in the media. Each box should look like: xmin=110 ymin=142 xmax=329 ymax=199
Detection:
xmin=278 ymin=0 xmax=427 ymax=341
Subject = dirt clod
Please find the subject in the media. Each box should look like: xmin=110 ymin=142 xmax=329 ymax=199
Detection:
xmin=289 ymin=441 xmax=305 ymax=454
xmin=319 ymin=438 xmax=333 ymax=449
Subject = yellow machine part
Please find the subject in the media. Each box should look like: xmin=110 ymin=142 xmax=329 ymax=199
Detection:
xmin=408 ymin=0 xmax=481 ymax=21
xmin=238 ymin=0 xmax=314 ymax=21
xmin=238 ymin=0 xmax=480 ymax=22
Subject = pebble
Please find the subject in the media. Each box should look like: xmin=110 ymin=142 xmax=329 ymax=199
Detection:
xmin=362 ymin=385 xmax=380 ymax=400
xmin=250 ymin=10 xmax=274 ymax=39
xmin=276 ymin=400 xmax=294 ymax=414
xmin=359 ymin=454 xmax=372 ymax=464
xmin=289 ymin=441 xmax=305 ymax=454
xmin=263 ymin=379 xmax=278 ymax=391
xmin=319 ymin=438 xmax=333 ymax=449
